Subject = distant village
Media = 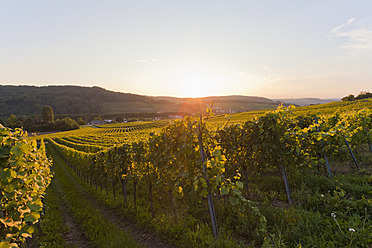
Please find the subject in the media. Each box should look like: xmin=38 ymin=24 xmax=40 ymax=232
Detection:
xmin=88 ymin=107 xmax=237 ymax=125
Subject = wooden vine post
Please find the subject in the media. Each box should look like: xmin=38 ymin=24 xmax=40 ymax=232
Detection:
xmin=314 ymin=117 xmax=332 ymax=178
xmin=344 ymin=137 xmax=360 ymax=171
xmin=198 ymin=115 xmax=218 ymax=238
xmin=280 ymin=164 xmax=291 ymax=204
xmin=273 ymin=118 xmax=292 ymax=205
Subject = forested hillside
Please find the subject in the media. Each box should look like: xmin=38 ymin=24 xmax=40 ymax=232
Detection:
xmin=0 ymin=85 xmax=161 ymax=116
xmin=0 ymin=85 xmax=281 ymax=117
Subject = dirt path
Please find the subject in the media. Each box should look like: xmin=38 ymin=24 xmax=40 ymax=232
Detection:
xmin=52 ymin=176 xmax=92 ymax=248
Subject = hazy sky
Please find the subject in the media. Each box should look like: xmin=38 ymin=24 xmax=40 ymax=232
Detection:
xmin=1 ymin=1 xmax=372 ymax=98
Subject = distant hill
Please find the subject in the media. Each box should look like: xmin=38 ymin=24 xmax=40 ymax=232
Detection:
xmin=274 ymin=98 xmax=340 ymax=106
xmin=152 ymin=95 xmax=283 ymax=113
xmin=0 ymin=85 xmax=283 ymax=117
xmin=0 ymin=85 xmax=162 ymax=117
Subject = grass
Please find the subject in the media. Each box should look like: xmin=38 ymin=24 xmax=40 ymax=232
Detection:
xmin=254 ymin=163 xmax=372 ymax=247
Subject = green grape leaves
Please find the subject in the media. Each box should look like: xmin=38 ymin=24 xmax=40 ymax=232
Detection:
xmin=0 ymin=127 xmax=52 ymax=247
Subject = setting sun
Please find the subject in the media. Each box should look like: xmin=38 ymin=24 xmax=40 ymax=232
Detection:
xmin=178 ymin=74 xmax=213 ymax=98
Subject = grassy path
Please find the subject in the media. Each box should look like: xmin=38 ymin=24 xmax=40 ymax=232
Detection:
xmin=46 ymin=144 xmax=173 ymax=248
xmin=50 ymin=172 xmax=91 ymax=248
xmin=46 ymin=145 xmax=144 ymax=248
xmin=34 ymin=160 xmax=85 ymax=248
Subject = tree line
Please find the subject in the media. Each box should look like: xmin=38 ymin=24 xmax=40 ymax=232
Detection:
xmin=0 ymin=106 xmax=81 ymax=132
xmin=341 ymin=91 xmax=372 ymax=101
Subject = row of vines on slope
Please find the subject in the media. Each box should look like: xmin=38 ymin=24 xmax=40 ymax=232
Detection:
xmin=48 ymin=107 xmax=372 ymax=244
xmin=219 ymin=108 xmax=372 ymax=204
xmin=49 ymin=115 xmax=268 ymax=244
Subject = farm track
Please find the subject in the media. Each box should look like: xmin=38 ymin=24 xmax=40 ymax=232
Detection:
xmin=51 ymin=147 xmax=173 ymax=248
xmin=51 ymin=174 xmax=92 ymax=248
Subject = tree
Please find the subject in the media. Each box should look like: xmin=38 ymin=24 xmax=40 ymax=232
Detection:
xmin=76 ymin=117 xmax=87 ymax=125
xmin=341 ymin=94 xmax=355 ymax=101
xmin=54 ymin=117 xmax=79 ymax=131
xmin=5 ymin=114 xmax=22 ymax=128
xmin=42 ymin=105 xmax=54 ymax=123
xmin=115 ymin=116 xmax=124 ymax=123
xmin=23 ymin=117 xmax=36 ymax=132
xmin=356 ymin=91 xmax=372 ymax=100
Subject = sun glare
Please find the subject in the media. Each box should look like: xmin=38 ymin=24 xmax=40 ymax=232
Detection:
xmin=179 ymin=75 xmax=212 ymax=98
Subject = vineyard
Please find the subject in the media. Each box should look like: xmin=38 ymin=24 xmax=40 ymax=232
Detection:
xmin=0 ymin=126 xmax=52 ymax=248
xmin=2 ymin=100 xmax=372 ymax=247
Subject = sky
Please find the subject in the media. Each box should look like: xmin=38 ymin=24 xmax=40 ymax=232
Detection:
xmin=1 ymin=1 xmax=372 ymax=98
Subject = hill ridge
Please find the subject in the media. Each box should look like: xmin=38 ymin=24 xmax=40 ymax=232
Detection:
xmin=0 ymin=85 xmax=302 ymax=117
